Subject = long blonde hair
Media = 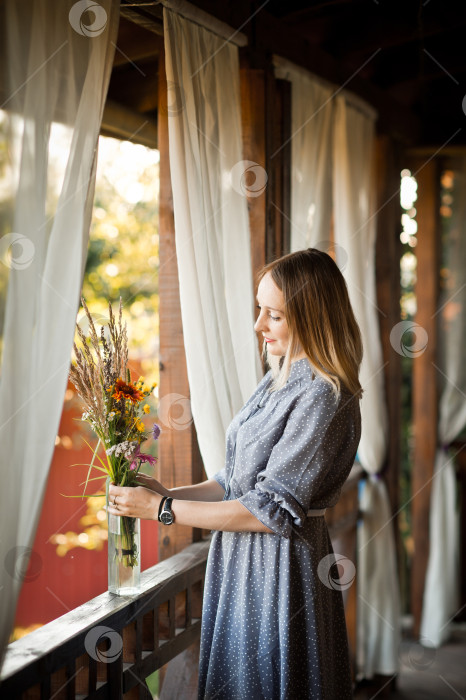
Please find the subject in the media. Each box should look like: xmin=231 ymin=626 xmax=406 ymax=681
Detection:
xmin=257 ymin=248 xmax=363 ymax=398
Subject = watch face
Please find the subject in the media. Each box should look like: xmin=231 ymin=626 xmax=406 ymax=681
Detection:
xmin=160 ymin=510 xmax=174 ymax=525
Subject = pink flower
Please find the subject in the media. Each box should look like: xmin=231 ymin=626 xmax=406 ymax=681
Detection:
xmin=129 ymin=445 xmax=158 ymax=471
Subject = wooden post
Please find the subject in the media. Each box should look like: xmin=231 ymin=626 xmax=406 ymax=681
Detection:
xmin=265 ymin=72 xmax=291 ymax=261
xmin=239 ymin=65 xmax=267 ymax=281
xmin=158 ymin=43 xmax=204 ymax=563
xmin=410 ymin=157 xmax=439 ymax=637
xmin=374 ymin=135 xmax=402 ymax=544
xmin=157 ymin=41 xmax=205 ymax=699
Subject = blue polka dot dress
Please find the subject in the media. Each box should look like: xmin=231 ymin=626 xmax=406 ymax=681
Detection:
xmin=198 ymin=358 xmax=361 ymax=699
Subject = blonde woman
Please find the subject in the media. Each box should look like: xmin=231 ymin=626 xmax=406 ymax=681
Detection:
xmin=108 ymin=248 xmax=362 ymax=699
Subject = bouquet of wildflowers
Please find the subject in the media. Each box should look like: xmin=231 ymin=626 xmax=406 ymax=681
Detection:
xmin=68 ymin=298 xmax=160 ymax=568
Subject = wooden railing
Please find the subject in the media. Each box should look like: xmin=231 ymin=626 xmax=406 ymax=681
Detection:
xmin=0 ymin=540 xmax=210 ymax=700
xmin=0 ymin=464 xmax=364 ymax=699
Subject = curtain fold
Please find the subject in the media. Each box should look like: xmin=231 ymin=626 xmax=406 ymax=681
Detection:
xmin=273 ymin=57 xmax=333 ymax=250
xmin=332 ymin=95 xmax=400 ymax=678
xmin=163 ymin=9 xmax=262 ymax=479
xmin=0 ymin=0 xmax=118 ymax=665
xmin=420 ymin=159 xmax=466 ymax=647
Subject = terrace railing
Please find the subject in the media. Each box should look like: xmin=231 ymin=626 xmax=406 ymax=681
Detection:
xmin=0 ymin=539 xmax=210 ymax=699
xmin=0 ymin=463 xmax=363 ymax=699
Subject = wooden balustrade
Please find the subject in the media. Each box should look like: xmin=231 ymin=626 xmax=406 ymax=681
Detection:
xmin=0 ymin=465 xmax=363 ymax=699
xmin=0 ymin=541 xmax=209 ymax=700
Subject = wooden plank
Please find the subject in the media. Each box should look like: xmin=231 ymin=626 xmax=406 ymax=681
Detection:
xmin=374 ymin=134 xmax=404 ymax=626
xmin=157 ymin=42 xmax=203 ymax=561
xmin=168 ymin=598 xmax=176 ymax=640
xmin=101 ymin=99 xmax=158 ymax=149
xmin=0 ymin=540 xmax=210 ymax=692
xmin=239 ymin=64 xmax=267 ymax=280
xmin=410 ymin=157 xmax=439 ymax=636
xmin=326 ymin=463 xmax=361 ymax=678
xmin=185 ymin=586 xmax=192 ymax=628
xmin=120 ymin=5 xmax=164 ymax=37
xmin=265 ymin=72 xmax=292 ymax=262
xmin=66 ymin=661 xmax=76 ymax=700
xmin=88 ymin=656 xmax=97 ymax=694
xmin=374 ymin=135 xmax=402 ymax=516
xmin=107 ymin=646 xmax=123 ymax=700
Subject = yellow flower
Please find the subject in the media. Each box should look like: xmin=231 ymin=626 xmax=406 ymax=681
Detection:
xmin=143 ymin=404 xmax=150 ymax=414
xmin=137 ymin=421 xmax=145 ymax=432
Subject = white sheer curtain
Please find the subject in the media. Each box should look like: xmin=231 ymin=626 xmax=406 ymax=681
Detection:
xmin=163 ymin=9 xmax=262 ymax=478
xmin=0 ymin=0 xmax=118 ymax=666
xmin=333 ymin=95 xmax=400 ymax=677
xmin=273 ymin=57 xmax=333 ymax=250
xmin=420 ymin=161 xmax=465 ymax=647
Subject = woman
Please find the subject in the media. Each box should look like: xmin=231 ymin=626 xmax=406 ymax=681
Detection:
xmin=108 ymin=248 xmax=362 ymax=699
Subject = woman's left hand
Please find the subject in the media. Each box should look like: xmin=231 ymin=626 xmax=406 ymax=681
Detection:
xmin=107 ymin=483 xmax=163 ymax=520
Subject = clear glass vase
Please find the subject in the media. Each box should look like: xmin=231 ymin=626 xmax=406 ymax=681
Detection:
xmin=106 ymin=478 xmax=141 ymax=595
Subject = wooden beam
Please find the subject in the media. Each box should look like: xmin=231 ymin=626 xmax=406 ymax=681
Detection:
xmin=120 ymin=4 xmax=164 ymax=36
xmin=101 ymin=99 xmax=157 ymax=148
xmin=410 ymin=157 xmax=440 ymax=637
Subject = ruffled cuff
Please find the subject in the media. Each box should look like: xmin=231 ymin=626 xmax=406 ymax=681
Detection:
xmin=212 ymin=469 xmax=226 ymax=492
xmin=238 ymin=484 xmax=306 ymax=538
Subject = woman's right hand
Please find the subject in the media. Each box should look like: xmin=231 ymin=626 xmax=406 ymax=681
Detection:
xmin=135 ymin=473 xmax=171 ymax=497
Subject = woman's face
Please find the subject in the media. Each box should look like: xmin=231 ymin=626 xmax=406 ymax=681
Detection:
xmin=254 ymin=272 xmax=290 ymax=357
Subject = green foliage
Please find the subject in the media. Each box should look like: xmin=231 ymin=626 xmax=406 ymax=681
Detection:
xmin=82 ymin=137 xmax=160 ymax=355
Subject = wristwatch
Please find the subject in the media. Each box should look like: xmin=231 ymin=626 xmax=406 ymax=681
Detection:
xmin=159 ymin=497 xmax=174 ymax=525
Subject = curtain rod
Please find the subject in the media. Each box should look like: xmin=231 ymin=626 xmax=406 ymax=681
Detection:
xmin=158 ymin=0 xmax=248 ymax=46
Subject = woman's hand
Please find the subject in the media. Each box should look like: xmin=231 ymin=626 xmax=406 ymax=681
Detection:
xmin=107 ymin=483 xmax=163 ymax=520
xmin=134 ymin=473 xmax=171 ymax=497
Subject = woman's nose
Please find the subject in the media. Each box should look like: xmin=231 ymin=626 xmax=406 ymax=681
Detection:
xmin=254 ymin=312 xmax=266 ymax=333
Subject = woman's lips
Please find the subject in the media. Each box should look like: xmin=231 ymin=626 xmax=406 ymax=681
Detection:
xmin=265 ymin=338 xmax=275 ymax=342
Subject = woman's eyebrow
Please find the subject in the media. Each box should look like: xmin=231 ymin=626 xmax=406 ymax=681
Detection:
xmin=256 ymin=300 xmax=282 ymax=312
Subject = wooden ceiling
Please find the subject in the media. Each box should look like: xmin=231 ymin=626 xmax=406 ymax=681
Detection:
xmin=265 ymin=0 xmax=466 ymax=147
xmin=105 ymin=0 xmax=466 ymax=148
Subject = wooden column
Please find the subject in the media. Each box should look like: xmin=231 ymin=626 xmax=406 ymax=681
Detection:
xmin=240 ymin=65 xmax=267 ymax=282
xmin=410 ymin=157 xmax=440 ymax=636
xmin=265 ymin=73 xmax=291 ymax=261
xmin=158 ymin=43 xmax=204 ymax=563
xmin=374 ymin=135 xmax=402 ymax=531
xmin=157 ymin=42 xmax=205 ymax=700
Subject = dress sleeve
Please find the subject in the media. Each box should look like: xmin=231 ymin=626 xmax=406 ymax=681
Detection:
xmin=212 ymin=468 xmax=226 ymax=491
xmin=238 ymin=380 xmax=346 ymax=538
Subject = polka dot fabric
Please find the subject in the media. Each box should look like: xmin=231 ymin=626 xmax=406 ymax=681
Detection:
xmin=198 ymin=357 xmax=361 ymax=699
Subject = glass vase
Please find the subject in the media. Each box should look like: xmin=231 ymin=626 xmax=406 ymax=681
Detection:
xmin=106 ymin=478 xmax=141 ymax=595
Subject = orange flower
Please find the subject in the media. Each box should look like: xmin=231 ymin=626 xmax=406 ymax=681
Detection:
xmin=112 ymin=378 xmax=144 ymax=404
